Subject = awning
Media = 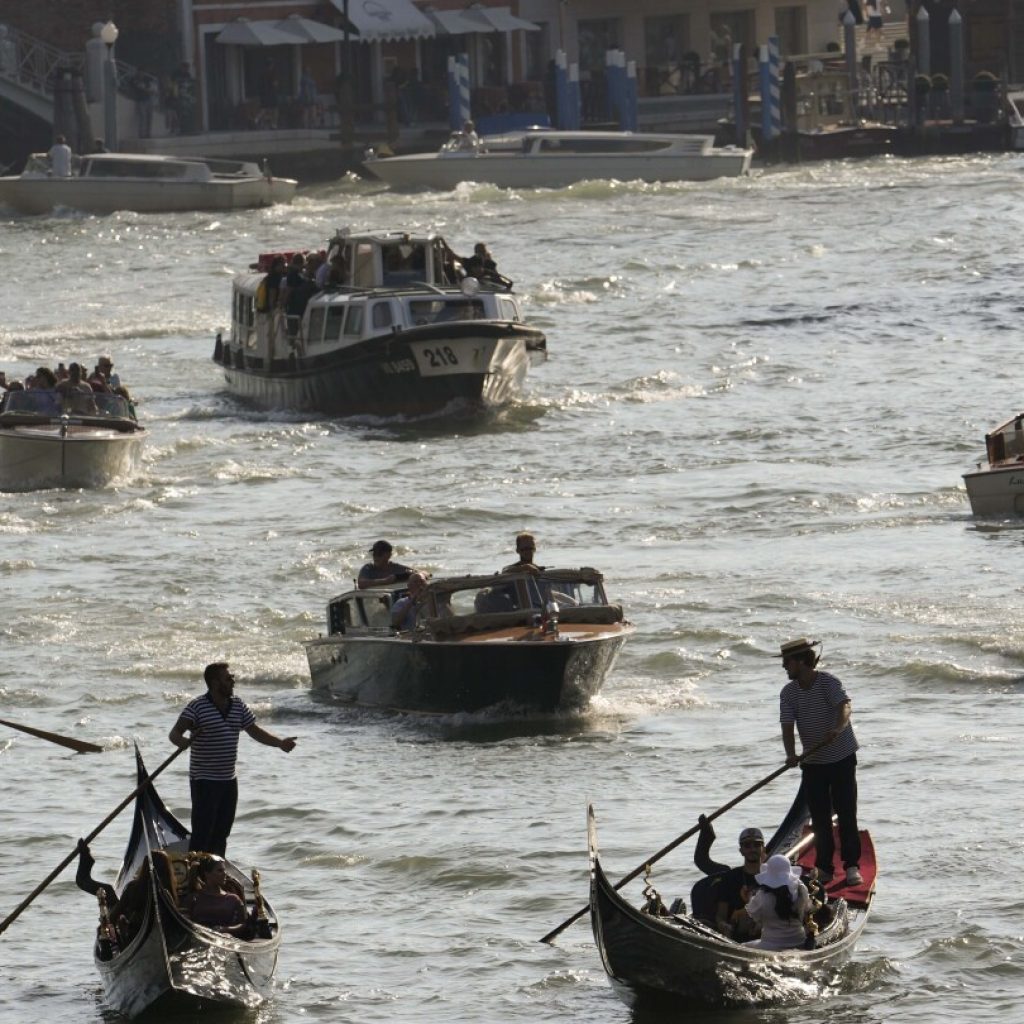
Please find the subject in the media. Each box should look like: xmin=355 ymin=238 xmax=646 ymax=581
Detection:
xmin=215 ymin=18 xmax=304 ymax=46
xmin=329 ymin=0 xmax=436 ymax=41
xmin=275 ymin=15 xmax=357 ymax=43
xmin=424 ymin=5 xmax=539 ymax=35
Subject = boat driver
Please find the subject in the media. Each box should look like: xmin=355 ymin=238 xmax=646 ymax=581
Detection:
xmin=357 ymin=540 xmax=411 ymax=589
xmin=711 ymin=827 xmax=767 ymax=940
xmin=502 ymin=531 xmax=544 ymax=574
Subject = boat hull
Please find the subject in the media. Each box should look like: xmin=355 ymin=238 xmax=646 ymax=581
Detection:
xmin=796 ymin=125 xmax=897 ymax=160
xmin=963 ymin=463 xmax=1024 ymax=515
xmin=305 ymin=626 xmax=631 ymax=713
xmin=0 ymin=177 xmax=295 ymax=215
xmin=218 ymin=322 xmax=544 ymax=417
xmin=0 ymin=424 xmax=143 ymax=490
xmin=366 ymin=151 xmax=751 ymax=190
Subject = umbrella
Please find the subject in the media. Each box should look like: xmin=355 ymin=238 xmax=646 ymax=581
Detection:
xmin=275 ymin=14 xmax=357 ymax=43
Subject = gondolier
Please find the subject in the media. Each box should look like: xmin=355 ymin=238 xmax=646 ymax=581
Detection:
xmin=775 ymin=638 xmax=863 ymax=887
xmin=169 ymin=662 xmax=296 ymax=856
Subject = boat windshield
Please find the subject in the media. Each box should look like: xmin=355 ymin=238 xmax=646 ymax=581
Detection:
xmin=525 ymin=576 xmax=607 ymax=608
xmin=408 ymin=298 xmax=485 ymax=324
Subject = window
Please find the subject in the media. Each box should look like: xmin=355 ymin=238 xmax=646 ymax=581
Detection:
xmin=372 ymin=302 xmax=393 ymax=329
xmin=709 ymin=11 xmax=756 ymax=64
xmin=307 ymin=306 xmax=326 ymax=344
xmin=344 ymin=305 xmax=364 ymax=337
xmin=324 ymin=305 xmax=345 ymax=341
xmin=644 ymin=15 xmax=690 ymax=95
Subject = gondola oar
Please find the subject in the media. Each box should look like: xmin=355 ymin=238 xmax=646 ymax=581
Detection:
xmin=539 ymin=737 xmax=832 ymax=944
xmin=0 ymin=717 xmax=104 ymax=754
xmin=0 ymin=741 xmax=189 ymax=938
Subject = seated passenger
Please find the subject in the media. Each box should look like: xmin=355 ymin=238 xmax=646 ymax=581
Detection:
xmin=743 ymin=854 xmax=812 ymax=950
xmin=358 ymin=539 xmax=411 ymax=590
xmin=181 ymin=854 xmax=254 ymax=936
xmin=712 ymin=827 xmax=766 ymax=941
xmin=454 ymin=119 xmax=481 ymax=151
xmin=391 ymin=571 xmax=427 ymax=631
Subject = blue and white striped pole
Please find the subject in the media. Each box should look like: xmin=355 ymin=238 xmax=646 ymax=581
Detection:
xmin=759 ymin=36 xmax=781 ymax=141
xmin=447 ymin=56 xmax=460 ymax=130
xmin=732 ymin=43 xmax=747 ymax=146
xmin=456 ymin=53 xmax=471 ymax=126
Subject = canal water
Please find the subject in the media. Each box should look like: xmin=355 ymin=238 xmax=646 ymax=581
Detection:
xmin=1 ymin=154 xmax=1022 ymax=1023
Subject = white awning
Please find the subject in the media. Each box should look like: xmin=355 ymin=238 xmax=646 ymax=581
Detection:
xmin=215 ymin=19 xmax=299 ymax=46
xmin=275 ymin=15 xmax=356 ymax=43
xmin=471 ymin=6 xmax=540 ymax=32
xmin=329 ymin=0 xmax=436 ymax=41
xmin=424 ymin=5 xmax=539 ymax=35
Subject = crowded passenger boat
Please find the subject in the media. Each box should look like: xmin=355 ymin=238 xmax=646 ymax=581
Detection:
xmin=214 ymin=228 xmax=546 ymax=418
xmin=0 ymin=357 xmax=143 ymax=491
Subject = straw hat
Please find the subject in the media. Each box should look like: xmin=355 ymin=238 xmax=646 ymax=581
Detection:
xmin=775 ymin=638 xmax=821 ymax=659
xmin=755 ymin=854 xmax=802 ymax=894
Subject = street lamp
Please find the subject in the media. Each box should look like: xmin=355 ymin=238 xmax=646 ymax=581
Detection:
xmin=100 ymin=20 xmax=118 ymax=151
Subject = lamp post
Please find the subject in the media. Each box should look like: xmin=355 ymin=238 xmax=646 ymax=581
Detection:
xmin=100 ymin=20 xmax=118 ymax=151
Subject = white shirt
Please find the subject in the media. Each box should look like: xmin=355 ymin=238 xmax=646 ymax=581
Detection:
xmin=49 ymin=143 xmax=72 ymax=177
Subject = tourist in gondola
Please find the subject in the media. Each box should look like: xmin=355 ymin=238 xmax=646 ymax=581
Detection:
xmin=168 ymin=662 xmax=297 ymax=857
xmin=181 ymin=854 xmax=256 ymax=937
xmin=743 ymin=854 xmax=812 ymax=950
xmin=712 ymin=826 xmax=767 ymax=939
xmin=357 ymin=540 xmax=411 ymax=589
xmin=776 ymin=637 xmax=863 ymax=887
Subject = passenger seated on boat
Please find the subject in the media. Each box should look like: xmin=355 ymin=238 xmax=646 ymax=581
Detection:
xmin=742 ymin=855 xmax=811 ymax=950
xmin=452 ymin=119 xmax=481 ymax=151
xmin=391 ymin=571 xmax=427 ymax=631
xmin=474 ymin=584 xmax=516 ymax=614
xmin=181 ymin=854 xmax=256 ymax=938
xmin=282 ymin=253 xmax=313 ymax=336
xmin=712 ymin=827 xmax=766 ymax=940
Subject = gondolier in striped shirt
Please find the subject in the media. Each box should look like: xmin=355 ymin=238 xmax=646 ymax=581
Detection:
xmin=169 ymin=662 xmax=296 ymax=857
xmin=776 ymin=638 xmax=863 ymax=888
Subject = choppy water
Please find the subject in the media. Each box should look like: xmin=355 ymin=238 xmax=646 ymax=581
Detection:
xmin=2 ymin=155 xmax=1024 ymax=1024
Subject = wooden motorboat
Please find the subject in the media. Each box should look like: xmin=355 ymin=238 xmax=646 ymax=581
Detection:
xmin=93 ymin=749 xmax=280 ymax=1018
xmin=215 ymin=229 xmax=546 ymax=418
xmin=0 ymin=152 xmax=296 ymax=215
xmin=962 ymin=412 xmax=1024 ymax=515
xmin=304 ymin=567 xmax=633 ymax=713
xmin=363 ymin=129 xmax=752 ymax=190
xmin=0 ymin=388 xmax=144 ymax=491
xmin=588 ymin=791 xmax=875 ymax=1009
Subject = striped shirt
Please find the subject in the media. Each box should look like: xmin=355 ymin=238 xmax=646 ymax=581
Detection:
xmin=179 ymin=694 xmax=256 ymax=781
xmin=779 ymin=670 xmax=858 ymax=765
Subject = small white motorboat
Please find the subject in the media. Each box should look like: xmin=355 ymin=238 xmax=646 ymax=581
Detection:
xmin=0 ymin=388 xmax=145 ymax=491
xmin=0 ymin=152 xmax=296 ymax=215
xmin=962 ymin=412 xmax=1024 ymax=515
xmin=363 ymin=129 xmax=752 ymax=190
xmin=1007 ymin=91 xmax=1024 ymax=150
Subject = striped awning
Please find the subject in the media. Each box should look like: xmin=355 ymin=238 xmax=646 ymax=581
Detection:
xmin=426 ymin=5 xmax=539 ymax=34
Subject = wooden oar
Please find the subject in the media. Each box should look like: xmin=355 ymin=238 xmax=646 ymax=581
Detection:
xmin=0 ymin=717 xmax=104 ymax=755
xmin=0 ymin=742 xmax=189 ymax=938
xmin=539 ymin=738 xmax=832 ymax=944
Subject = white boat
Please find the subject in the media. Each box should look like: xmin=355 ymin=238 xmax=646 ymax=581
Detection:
xmin=962 ymin=412 xmax=1024 ymax=515
xmin=0 ymin=388 xmax=144 ymax=491
xmin=215 ymin=229 xmax=546 ymax=418
xmin=363 ymin=129 xmax=752 ymax=190
xmin=305 ymin=568 xmax=633 ymax=713
xmin=0 ymin=152 xmax=297 ymax=214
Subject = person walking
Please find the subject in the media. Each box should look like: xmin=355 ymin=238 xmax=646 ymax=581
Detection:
xmin=775 ymin=638 xmax=862 ymax=887
xmin=169 ymin=662 xmax=296 ymax=856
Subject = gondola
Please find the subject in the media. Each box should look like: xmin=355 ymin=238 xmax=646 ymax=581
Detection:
xmin=92 ymin=748 xmax=280 ymax=1018
xmin=588 ymin=790 xmax=876 ymax=1010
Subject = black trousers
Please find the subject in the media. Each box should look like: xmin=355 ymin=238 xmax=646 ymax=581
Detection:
xmin=801 ymin=754 xmax=860 ymax=871
xmin=189 ymin=777 xmax=238 ymax=857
